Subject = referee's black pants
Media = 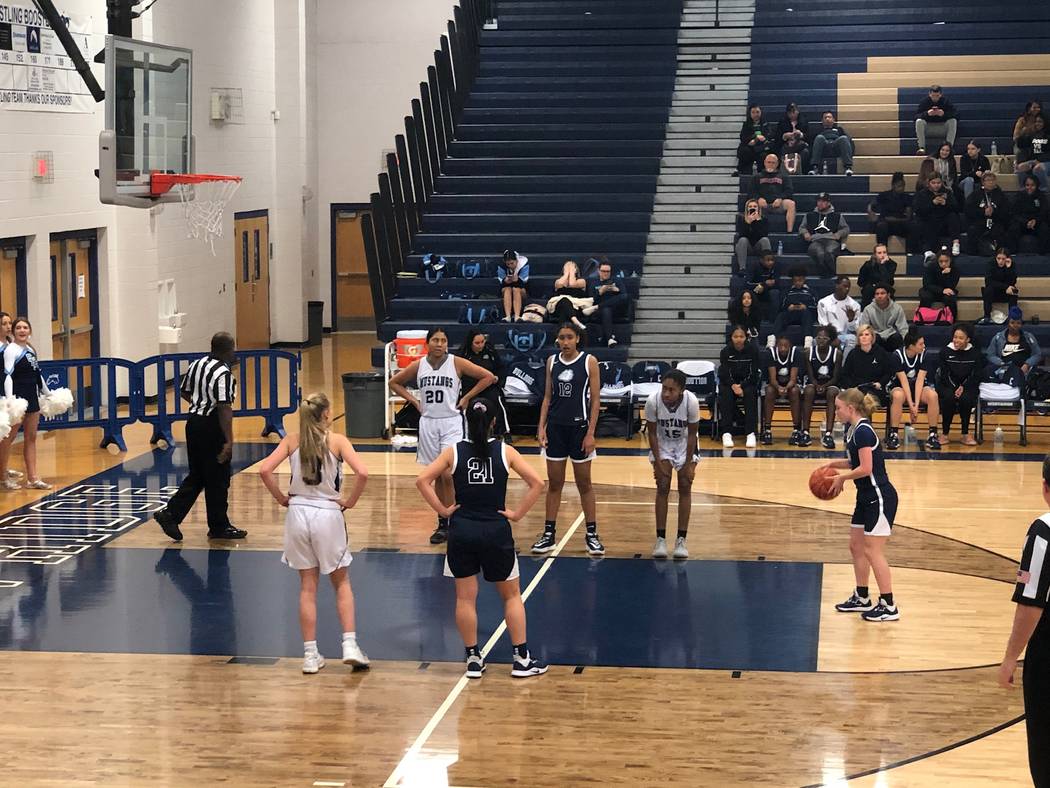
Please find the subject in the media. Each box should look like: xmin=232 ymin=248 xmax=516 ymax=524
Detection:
xmin=165 ymin=413 xmax=232 ymax=533
xmin=1025 ymin=657 xmax=1050 ymax=788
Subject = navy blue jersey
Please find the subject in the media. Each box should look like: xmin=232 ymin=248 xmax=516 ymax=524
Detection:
xmin=548 ymin=352 xmax=591 ymax=426
xmin=892 ymin=348 xmax=931 ymax=384
xmin=766 ymin=346 xmax=799 ymax=387
xmin=845 ymin=419 xmax=892 ymax=494
xmin=807 ymin=345 xmax=839 ymax=385
xmin=452 ymin=439 xmax=509 ymax=517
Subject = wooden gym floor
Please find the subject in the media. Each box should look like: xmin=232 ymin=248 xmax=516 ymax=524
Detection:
xmin=0 ymin=333 xmax=1041 ymax=786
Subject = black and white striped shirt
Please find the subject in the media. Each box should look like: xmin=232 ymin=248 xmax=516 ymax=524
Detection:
xmin=181 ymin=355 xmax=236 ymax=416
xmin=1014 ymin=514 xmax=1050 ymax=661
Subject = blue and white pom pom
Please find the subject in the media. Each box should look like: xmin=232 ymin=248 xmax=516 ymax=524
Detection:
xmin=0 ymin=406 xmax=11 ymax=441
xmin=4 ymin=396 xmax=28 ymax=425
xmin=39 ymin=387 xmax=74 ymax=419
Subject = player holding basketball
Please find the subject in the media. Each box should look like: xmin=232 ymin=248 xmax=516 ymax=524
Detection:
xmin=818 ymin=387 xmax=900 ymax=622
xmin=645 ymin=369 xmax=699 ymax=560
xmin=417 ymin=400 xmax=548 ymax=679
xmin=531 ymin=322 xmax=604 ymax=556
xmin=389 ymin=327 xmax=497 ymax=545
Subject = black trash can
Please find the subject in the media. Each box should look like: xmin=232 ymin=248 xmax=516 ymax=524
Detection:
xmin=307 ymin=301 xmax=324 ymax=347
xmin=342 ymin=371 xmax=385 ymax=438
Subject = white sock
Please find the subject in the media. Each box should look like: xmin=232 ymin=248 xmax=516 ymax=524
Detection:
xmin=342 ymin=632 xmax=356 ymax=642
xmin=304 ymin=640 xmax=318 ymax=655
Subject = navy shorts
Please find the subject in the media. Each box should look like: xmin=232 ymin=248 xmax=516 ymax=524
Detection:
xmin=851 ymin=484 xmax=898 ymax=536
xmin=444 ymin=514 xmax=519 ymax=582
xmin=543 ymin=423 xmax=595 ymax=463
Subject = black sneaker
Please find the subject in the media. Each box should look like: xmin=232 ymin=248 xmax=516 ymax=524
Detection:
xmin=429 ymin=524 xmax=449 ymax=544
xmin=208 ymin=526 xmax=247 ymax=540
xmin=926 ymin=433 xmax=941 ymax=450
xmin=154 ymin=508 xmax=183 ymax=542
xmin=788 ymin=429 xmax=800 ymax=446
xmin=798 ymin=431 xmax=813 ymax=447
xmin=862 ymin=600 xmax=900 ymax=622
xmin=465 ymin=653 xmax=486 ymax=679
xmin=511 ymin=655 xmax=549 ymax=678
xmin=585 ymin=531 xmax=605 ymax=556
xmin=821 ymin=431 xmax=836 ymax=450
xmin=531 ymin=530 xmax=556 ymax=554
xmin=835 ymin=593 xmax=875 ymax=613
xmin=761 ymin=429 xmax=773 ymax=445
xmin=886 ymin=431 xmax=900 ymax=450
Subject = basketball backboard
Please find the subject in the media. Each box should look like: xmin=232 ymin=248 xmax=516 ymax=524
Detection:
xmin=98 ymin=35 xmax=193 ymax=208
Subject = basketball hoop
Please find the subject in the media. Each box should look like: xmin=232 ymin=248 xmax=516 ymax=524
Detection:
xmin=151 ymin=172 xmax=242 ymax=254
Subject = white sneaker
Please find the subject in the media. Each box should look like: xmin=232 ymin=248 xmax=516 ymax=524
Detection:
xmin=745 ymin=432 xmax=757 ymax=448
xmin=722 ymin=432 xmax=734 ymax=448
xmin=844 ymin=168 xmax=853 ymax=177
xmin=302 ymin=652 xmax=326 ymax=674
xmin=652 ymin=537 xmax=668 ymax=559
xmin=502 ymin=316 xmax=512 ymax=322
xmin=7 ymin=469 xmax=23 ymax=480
xmin=804 ymin=336 xmax=813 ymax=350
xmin=25 ymin=479 xmax=51 ymax=490
xmin=607 ymin=336 xmax=618 ymax=347
xmin=1 ymin=480 xmax=19 ymax=491
xmin=582 ymin=305 xmax=599 ymax=316
xmin=342 ymin=638 xmax=370 ymax=667
xmin=923 ymin=250 xmax=935 ymax=263
xmin=672 ymin=537 xmax=689 ymax=560
xmin=766 ymin=334 xmax=776 ymax=348
xmin=951 ymin=240 xmax=960 ymax=256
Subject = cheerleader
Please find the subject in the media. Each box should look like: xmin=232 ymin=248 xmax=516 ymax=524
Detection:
xmin=259 ymin=392 xmax=370 ymax=674
xmin=0 ymin=312 xmax=22 ymax=484
xmin=416 ymin=399 xmax=547 ymax=678
xmin=819 ymin=388 xmax=900 ymax=622
xmin=388 ymin=328 xmax=497 ymax=544
xmin=645 ymin=369 xmax=699 ymax=560
xmin=886 ymin=326 xmax=941 ymax=450
xmin=800 ymin=324 xmax=842 ymax=449
xmin=0 ymin=318 xmax=49 ymax=490
xmin=531 ymin=322 xmax=604 ymax=556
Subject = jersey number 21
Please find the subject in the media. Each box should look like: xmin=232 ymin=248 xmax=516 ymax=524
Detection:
xmin=467 ymin=458 xmax=493 ymax=485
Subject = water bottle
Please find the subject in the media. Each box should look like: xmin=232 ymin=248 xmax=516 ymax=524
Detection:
xmin=995 ymin=425 xmax=1004 ymax=442
xmin=777 ymin=240 xmax=784 ymax=255
xmin=990 ymin=139 xmax=998 ymax=156
xmin=822 ymin=160 xmax=828 ymax=175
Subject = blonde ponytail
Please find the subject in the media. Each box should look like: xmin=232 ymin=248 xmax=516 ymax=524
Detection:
xmin=298 ymin=392 xmax=331 ymax=486
xmin=836 ymin=387 xmax=879 ymax=418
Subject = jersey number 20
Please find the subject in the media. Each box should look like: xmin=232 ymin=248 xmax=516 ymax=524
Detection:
xmin=424 ymin=389 xmax=445 ymax=404
xmin=466 ymin=458 xmax=493 ymax=485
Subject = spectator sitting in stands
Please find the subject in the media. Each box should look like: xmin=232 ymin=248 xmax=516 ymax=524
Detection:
xmin=727 ymin=290 xmax=763 ymax=342
xmin=587 ymin=259 xmax=629 ymax=348
xmin=801 ymin=324 xmax=842 ymax=449
xmin=734 ymin=103 xmax=771 ymax=177
xmin=916 ymin=158 xmax=936 ymax=193
xmin=980 ymin=247 xmax=1019 ymax=325
xmin=868 ymin=171 xmax=914 ymax=252
xmin=985 ymin=306 xmax=1042 ymax=385
xmin=770 ymin=265 xmax=816 ymax=349
xmin=817 ymin=275 xmax=860 ymax=356
xmin=915 ymin=85 xmax=958 ymax=156
xmin=1015 ymin=114 xmax=1050 ymax=193
xmin=936 ymin=323 xmax=983 ymax=446
xmin=546 ymin=260 xmax=590 ymax=331
xmin=799 ymin=191 xmax=850 ymax=276
xmin=774 ymin=102 xmax=810 ymax=174
xmin=735 ymin=198 xmax=771 ymax=273
xmin=964 ymin=172 xmax=1011 ymax=256
xmin=918 ymin=248 xmax=960 ymax=321
xmin=860 ymin=284 xmax=907 ymax=352
xmin=915 ymin=173 xmax=962 ymax=259
xmin=840 ymin=324 xmax=893 ymax=407
xmin=959 ymin=140 xmax=991 ymax=201
xmin=933 ymin=142 xmax=962 ymax=204
xmin=761 ymin=335 xmax=802 ymax=445
xmin=718 ymin=325 xmax=761 ymax=449
xmin=808 ymin=111 xmax=853 ymax=176
xmin=886 ymin=327 xmax=941 ymax=451
xmin=750 ymin=152 xmax=797 ymax=233
xmin=1013 ymin=101 xmax=1044 ymax=157
xmin=857 ymin=243 xmax=898 ymax=309
xmin=1012 ymin=174 xmax=1050 ymax=254
xmin=745 ymin=250 xmax=782 ymax=314
xmin=498 ymin=249 xmax=529 ymax=322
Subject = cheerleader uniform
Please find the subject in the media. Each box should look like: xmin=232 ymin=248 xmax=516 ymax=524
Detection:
xmin=416 ymin=353 xmax=463 ymax=465
xmin=845 ymin=418 xmax=898 ymax=536
xmin=543 ymin=351 xmax=594 ymax=463
xmin=281 ymin=442 xmax=350 ymax=575
xmin=3 ymin=343 xmax=44 ymax=413
xmin=645 ymin=390 xmax=700 ymax=469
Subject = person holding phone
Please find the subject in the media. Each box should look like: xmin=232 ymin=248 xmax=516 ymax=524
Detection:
xmin=586 ymin=259 xmax=630 ymax=347
xmin=735 ymin=199 xmax=771 ymax=273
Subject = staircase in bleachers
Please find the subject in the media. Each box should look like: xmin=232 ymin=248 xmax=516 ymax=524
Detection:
xmin=629 ymin=0 xmax=754 ymax=362
xmin=739 ymin=0 xmax=1050 ymax=351
xmin=381 ymin=0 xmax=684 ymax=360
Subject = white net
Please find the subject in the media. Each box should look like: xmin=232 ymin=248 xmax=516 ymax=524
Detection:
xmin=174 ymin=178 xmax=242 ymax=254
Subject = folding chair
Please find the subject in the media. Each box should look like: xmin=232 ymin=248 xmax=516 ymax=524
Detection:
xmin=675 ymin=360 xmax=719 ymax=439
xmin=976 ymin=381 xmax=1027 ymax=445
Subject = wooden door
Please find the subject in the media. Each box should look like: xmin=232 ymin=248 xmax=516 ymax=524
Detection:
xmin=50 ymin=239 xmax=63 ymax=358
xmin=0 ymin=249 xmax=20 ymax=317
xmin=233 ymin=213 xmax=271 ymax=349
xmin=48 ymin=235 xmax=97 ymax=395
xmin=334 ymin=211 xmax=375 ymax=330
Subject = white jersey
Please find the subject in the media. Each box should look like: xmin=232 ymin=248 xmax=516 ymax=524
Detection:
xmin=645 ymin=390 xmax=700 ymax=467
xmin=288 ymin=444 xmax=342 ymax=505
xmin=417 ymin=353 xmax=461 ymax=419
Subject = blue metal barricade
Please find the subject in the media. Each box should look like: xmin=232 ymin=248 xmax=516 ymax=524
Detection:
xmin=38 ymin=357 xmax=140 ymax=452
xmin=137 ymin=350 xmax=301 ymax=446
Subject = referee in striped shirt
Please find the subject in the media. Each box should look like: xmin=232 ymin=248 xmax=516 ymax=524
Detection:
xmin=155 ymin=332 xmax=247 ymax=541
xmin=999 ymin=454 xmax=1050 ymax=787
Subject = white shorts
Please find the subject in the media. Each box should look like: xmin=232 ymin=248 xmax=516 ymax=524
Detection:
xmin=417 ymin=414 xmax=463 ymax=465
xmin=282 ymin=501 xmax=352 ymax=575
xmin=649 ymin=444 xmax=698 ymax=471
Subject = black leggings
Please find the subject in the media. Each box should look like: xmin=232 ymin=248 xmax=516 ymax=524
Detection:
xmin=719 ymin=383 xmax=758 ymax=435
xmin=936 ymin=383 xmax=977 ymax=434
xmin=550 ymin=297 xmax=582 ymax=324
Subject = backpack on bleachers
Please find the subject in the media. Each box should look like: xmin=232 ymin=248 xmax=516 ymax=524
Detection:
xmin=1026 ymin=368 xmax=1050 ymax=401
xmin=913 ymin=305 xmax=954 ymax=326
xmin=508 ymin=326 xmax=547 ymax=354
xmin=457 ymin=260 xmax=492 ymax=280
xmin=459 ymin=304 xmax=498 ymax=325
xmin=504 ymin=358 xmax=547 ymax=398
xmin=421 ymin=253 xmax=448 ymax=283
xmin=598 ymin=361 xmax=632 ymax=396
xmin=520 ymin=303 xmax=547 ymax=323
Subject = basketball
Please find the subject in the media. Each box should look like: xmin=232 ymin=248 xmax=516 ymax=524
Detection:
xmin=809 ymin=467 xmax=840 ymax=500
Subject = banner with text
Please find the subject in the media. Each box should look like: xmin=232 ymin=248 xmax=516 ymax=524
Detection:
xmin=0 ymin=3 xmax=96 ymax=113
